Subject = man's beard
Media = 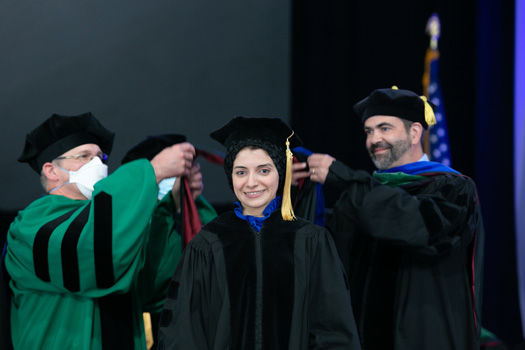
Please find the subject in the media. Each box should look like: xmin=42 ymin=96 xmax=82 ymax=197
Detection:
xmin=368 ymin=135 xmax=411 ymax=170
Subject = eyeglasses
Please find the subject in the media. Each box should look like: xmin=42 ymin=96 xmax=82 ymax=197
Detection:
xmin=54 ymin=153 xmax=109 ymax=164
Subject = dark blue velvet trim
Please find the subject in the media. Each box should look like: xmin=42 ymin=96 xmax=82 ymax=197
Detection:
xmin=233 ymin=196 xmax=281 ymax=232
xmin=378 ymin=160 xmax=460 ymax=175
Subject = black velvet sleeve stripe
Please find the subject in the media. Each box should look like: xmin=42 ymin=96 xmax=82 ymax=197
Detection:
xmin=93 ymin=191 xmax=114 ymax=289
xmin=61 ymin=203 xmax=91 ymax=292
xmin=33 ymin=209 xmax=77 ymax=282
xmin=159 ymin=308 xmax=174 ymax=328
xmin=98 ymin=292 xmax=134 ymax=349
xmin=166 ymin=281 xmax=180 ymax=300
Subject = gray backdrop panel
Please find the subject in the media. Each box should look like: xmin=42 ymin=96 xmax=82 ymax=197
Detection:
xmin=0 ymin=0 xmax=291 ymax=210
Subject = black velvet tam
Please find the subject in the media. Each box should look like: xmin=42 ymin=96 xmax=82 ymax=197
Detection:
xmin=210 ymin=116 xmax=302 ymax=151
xmin=353 ymin=87 xmax=436 ymax=129
xmin=18 ymin=112 xmax=115 ymax=174
xmin=121 ymin=134 xmax=187 ymax=164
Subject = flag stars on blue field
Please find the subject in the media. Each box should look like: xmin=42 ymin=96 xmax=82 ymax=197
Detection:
xmin=429 ymin=82 xmax=438 ymax=94
xmin=427 ymin=57 xmax=452 ymax=167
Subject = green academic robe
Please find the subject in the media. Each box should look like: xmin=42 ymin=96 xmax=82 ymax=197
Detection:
xmin=5 ymin=159 xmax=216 ymax=350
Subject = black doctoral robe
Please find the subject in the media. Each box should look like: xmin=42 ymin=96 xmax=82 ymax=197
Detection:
xmin=158 ymin=210 xmax=361 ymax=350
xmin=326 ymin=160 xmax=484 ymax=350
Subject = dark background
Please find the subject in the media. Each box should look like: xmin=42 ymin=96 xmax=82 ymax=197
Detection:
xmin=0 ymin=0 xmax=292 ymax=210
xmin=1 ymin=0 xmax=522 ymax=346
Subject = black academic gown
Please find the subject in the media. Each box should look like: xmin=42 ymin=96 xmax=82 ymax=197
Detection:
xmin=158 ymin=210 xmax=361 ymax=350
xmin=326 ymin=161 xmax=484 ymax=350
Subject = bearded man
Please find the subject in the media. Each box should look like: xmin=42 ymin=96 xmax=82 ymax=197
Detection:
xmin=294 ymin=86 xmax=485 ymax=350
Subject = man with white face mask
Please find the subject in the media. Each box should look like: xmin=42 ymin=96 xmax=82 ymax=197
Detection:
xmin=47 ymin=146 xmax=109 ymax=200
xmin=4 ymin=112 xmax=196 ymax=350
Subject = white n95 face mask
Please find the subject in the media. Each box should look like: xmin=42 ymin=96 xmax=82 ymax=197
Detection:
xmin=158 ymin=177 xmax=176 ymax=200
xmin=51 ymin=157 xmax=108 ymax=200
xmin=69 ymin=157 xmax=108 ymax=199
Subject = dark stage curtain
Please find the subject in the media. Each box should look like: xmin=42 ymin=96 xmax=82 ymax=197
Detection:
xmin=475 ymin=0 xmax=523 ymax=346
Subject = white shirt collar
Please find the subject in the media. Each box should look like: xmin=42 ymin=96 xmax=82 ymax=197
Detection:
xmin=419 ymin=154 xmax=430 ymax=162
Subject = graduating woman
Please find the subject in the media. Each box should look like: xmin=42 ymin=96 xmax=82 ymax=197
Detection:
xmin=158 ymin=117 xmax=360 ymax=350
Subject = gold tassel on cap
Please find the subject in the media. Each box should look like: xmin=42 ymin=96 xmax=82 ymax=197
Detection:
xmin=281 ymin=131 xmax=296 ymax=221
xmin=419 ymin=95 xmax=437 ymax=126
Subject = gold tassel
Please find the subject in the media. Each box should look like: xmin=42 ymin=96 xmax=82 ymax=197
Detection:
xmin=281 ymin=131 xmax=296 ymax=221
xmin=420 ymin=95 xmax=437 ymax=126
xmin=143 ymin=312 xmax=154 ymax=350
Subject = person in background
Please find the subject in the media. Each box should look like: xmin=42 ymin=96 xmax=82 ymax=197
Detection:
xmin=5 ymin=112 xmax=196 ymax=349
xmin=158 ymin=116 xmax=361 ymax=349
xmin=294 ymin=86 xmax=485 ymax=350
xmin=121 ymin=133 xmax=218 ymax=350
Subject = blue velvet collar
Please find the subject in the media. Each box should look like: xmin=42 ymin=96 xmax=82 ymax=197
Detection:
xmin=234 ymin=196 xmax=281 ymax=232
xmin=377 ymin=160 xmax=460 ymax=176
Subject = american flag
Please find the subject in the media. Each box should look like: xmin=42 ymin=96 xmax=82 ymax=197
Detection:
xmin=427 ymin=57 xmax=452 ymax=166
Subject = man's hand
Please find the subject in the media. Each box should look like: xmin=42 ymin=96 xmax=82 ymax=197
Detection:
xmin=307 ymin=153 xmax=335 ymax=184
xmin=292 ymin=162 xmax=310 ymax=185
xmin=187 ymin=163 xmax=203 ymax=200
xmin=170 ymin=162 xmax=203 ymax=212
xmin=151 ymin=142 xmax=195 ymax=184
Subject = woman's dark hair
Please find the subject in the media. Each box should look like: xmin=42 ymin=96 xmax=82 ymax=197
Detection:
xmin=223 ymin=138 xmax=286 ymax=195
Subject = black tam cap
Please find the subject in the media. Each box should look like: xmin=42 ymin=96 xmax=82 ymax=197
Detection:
xmin=353 ymin=86 xmax=437 ymax=129
xmin=121 ymin=134 xmax=187 ymax=164
xmin=18 ymin=112 xmax=115 ymax=174
xmin=210 ymin=116 xmax=302 ymax=150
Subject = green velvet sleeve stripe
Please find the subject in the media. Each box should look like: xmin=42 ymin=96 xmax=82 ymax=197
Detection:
xmin=94 ymin=191 xmax=114 ymax=288
xmin=61 ymin=203 xmax=91 ymax=292
xmin=33 ymin=208 xmax=77 ymax=282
